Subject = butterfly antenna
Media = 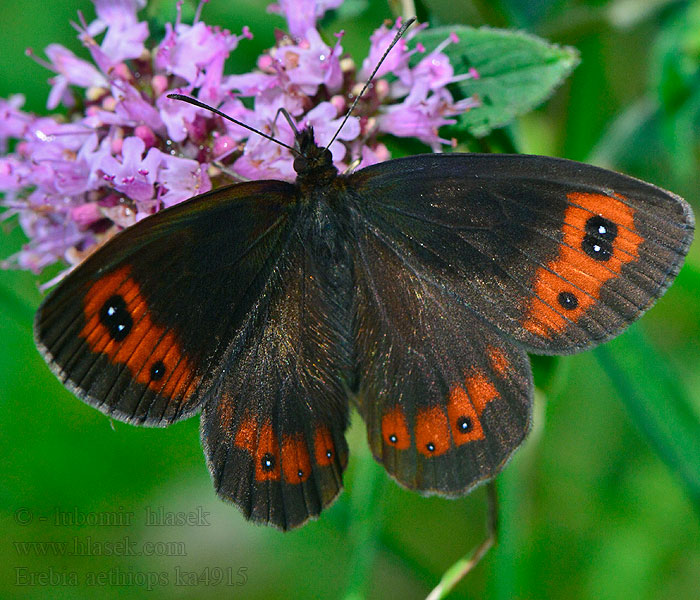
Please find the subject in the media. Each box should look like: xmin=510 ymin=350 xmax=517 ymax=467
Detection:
xmin=326 ymin=16 xmax=416 ymax=149
xmin=273 ymin=107 xmax=300 ymax=136
xmin=166 ymin=94 xmax=299 ymax=156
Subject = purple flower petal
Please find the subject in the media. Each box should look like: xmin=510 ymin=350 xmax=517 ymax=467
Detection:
xmin=155 ymin=15 xmax=246 ymax=105
xmin=7 ymin=209 xmax=91 ymax=274
xmin=268 ymin=0 xmax=343 ymax=39
xmin=278 ymin=28 xmax=343 ymax=95
xmin=90 ymin=0 xmax=146 ymax=26
xmin=42 ymin=44 xmax=108 ymax=109
xmin=98 ymin=136 xmax=164 ymax=203
xmin=159 ymin=154 xmax=211 ymax=207
xmin=359 ymin=142 xmax=390 ymax=168
xmin=156 ymin=90 xmax=205 ymax=143
xmin=233 ymin=123 xmax=297 ymax=181
xmin=224 ymin=71 xmax=279 ymax=96
xmin=0 ymin=157 xmax=31 ymax=191
xmin=0 ymin=95 xmax=30 ymax=145
xmin=44 ymin=44 xmax=108 ymax=89
xmin=70 ymin=202 xmax=103 ymax=227
xmin=88 ymin=0 xmax=149 ymax=65
xmin=377 ymin=87 xmax=462 ymax=151
xmin=360 ymin=21 xmax=413 ymax=82
xmin=112 ymin=82 xmax=165 ymax=131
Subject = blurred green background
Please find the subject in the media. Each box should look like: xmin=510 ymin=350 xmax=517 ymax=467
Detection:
xmin=1 ymin=0 xmax=699 ymax=598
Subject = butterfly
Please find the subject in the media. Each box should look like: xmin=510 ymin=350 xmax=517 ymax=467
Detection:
xmin=34 ymin=112 xmax=694 ymax=529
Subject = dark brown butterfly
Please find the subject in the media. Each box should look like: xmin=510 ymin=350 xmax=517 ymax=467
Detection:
xmin=33 ymin=18 xmax=694 ymax=531
xmin=34 ymin=116 xmax=694 ymax=529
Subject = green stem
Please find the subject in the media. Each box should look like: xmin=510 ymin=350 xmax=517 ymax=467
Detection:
xmin=425 ymin=482 xmax=498 ymax=600
xmin=342 ymin=455 xmax=386 ymax=600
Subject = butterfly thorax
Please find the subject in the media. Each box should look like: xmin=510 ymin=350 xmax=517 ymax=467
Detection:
xmin=293 ymin=127 xmax=339 ymax=195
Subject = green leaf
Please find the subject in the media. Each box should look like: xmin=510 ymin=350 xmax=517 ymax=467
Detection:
xmin=413 ymin=26 xmax=580 ymax=137
xmin=594 ymin=325 xmax=700 ymax=511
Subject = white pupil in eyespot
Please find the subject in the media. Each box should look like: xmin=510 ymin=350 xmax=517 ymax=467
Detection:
xmin=598 ymin=225 xmax=607 ymax=234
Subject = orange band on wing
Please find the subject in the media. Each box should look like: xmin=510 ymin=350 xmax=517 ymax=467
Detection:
xmin=281 ymin=434 xmax=312 ymax=484
xmin=314 ymin=427 xmax=336 ymax=467
xmin=79 ymin=265 xmax=200 ymax=401
xmin=464 ymin=371 xmax=499 ymax=414
xmin=217 ymin=395 xmax=234 ymax=434
xmin=523 ymin=192 xmax=643 ymax=337
xmin=447 ymin=386 xmax=485 ymax=444
xmin=415 ymin=406 xmax=450 ymax=457
xmin=486 ymin=346 xmax=510 ymax=377
xmin=381 ymin=406 xmax=411 ymax=450
xmin=254 ymin=421 xmax=281 ymax=482
xmin=233 ymin=416 xmax=281 ymax=482
xmin=234 ymin=414 xmax=256 ymax=452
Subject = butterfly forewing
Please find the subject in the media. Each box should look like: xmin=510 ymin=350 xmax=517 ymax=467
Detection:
xmin=347 ymin=154 xmax=694 ymax=354
xmin=34 ymin=181 xmax=299 ymax=425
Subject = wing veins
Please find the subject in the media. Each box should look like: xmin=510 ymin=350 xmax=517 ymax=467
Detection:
xmin=360 ymin=209 xmax=588 ymax=343
xmin=373 ymin=202 xmax=503 ymax=232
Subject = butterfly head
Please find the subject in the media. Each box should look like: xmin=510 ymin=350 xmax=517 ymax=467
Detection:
xmin=293 ymin=126 xmax=337 ymax=186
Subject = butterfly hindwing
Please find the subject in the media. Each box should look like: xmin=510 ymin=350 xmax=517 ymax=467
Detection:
xmin=347 ymin=154 xmax=694 ymax=354
xmin=34 ymin=181 xmax=300 ymax=425
xmin=200 ymin=201 xmax=354 ymax=529
xmin=350 ymin=217 xmax=532 ymax=494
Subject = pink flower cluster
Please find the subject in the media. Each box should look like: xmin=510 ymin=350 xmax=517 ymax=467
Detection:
xmin=0 ymin=0 xmax=478 ymax=276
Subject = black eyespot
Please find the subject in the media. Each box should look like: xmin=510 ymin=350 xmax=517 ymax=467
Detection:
xmin=582 ymin=236 xmax=613 ymax=261
xmin=326 ymin=450 xmax=333 ymax=459
xmin=261 ymin=453 xmax=275 ymax=471
xmin=426 ymin=442 xmax=435 ymax=453
xmin=99 ymin=295 xmax=132 ymax=341
xmin=585 ymin=216 xmax=617 ymax=241
xmin=582 ymin=216 xmax=616 ymax=261
xmin=297 ymin=469 xmax=304 ymax=478
xmin=389 ymin=434 xmax=398 ymax=444
xmin=557 ymin=291 xmax=579 ymax=310
xmin=456 ymin=416 xmax=472 ymax=433
xmin=149 ymin=360 xmax=166 ymax=380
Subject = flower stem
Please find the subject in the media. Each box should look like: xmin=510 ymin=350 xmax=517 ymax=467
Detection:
xmin=425 ymin=482 xmax=498 ymax=600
